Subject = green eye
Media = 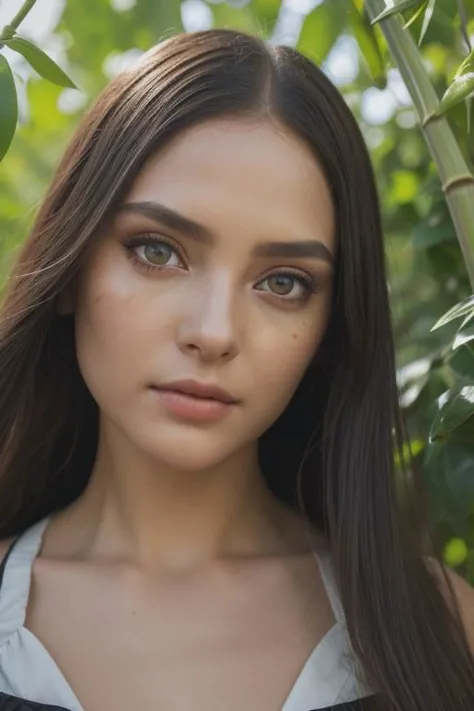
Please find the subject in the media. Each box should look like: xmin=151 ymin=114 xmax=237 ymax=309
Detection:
xmin=267 ymin=275 xmax=295 ymax=295
xmin=256 ymin=270 xmax=315 ymax=301
xmin=142 ymin=243 xmax=175 ymax=266
xmin=134 ymin=240 xmax=182 ymax=268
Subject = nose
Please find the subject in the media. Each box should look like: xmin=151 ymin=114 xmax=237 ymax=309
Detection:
xmin=176 ymin=274 xmax=240 ymax=363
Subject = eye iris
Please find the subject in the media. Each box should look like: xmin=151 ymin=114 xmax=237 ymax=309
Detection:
xmin=144 ymin=243 xmax=172 ymax=265
xmin=268 ymin=275 xmax=294 ymax=295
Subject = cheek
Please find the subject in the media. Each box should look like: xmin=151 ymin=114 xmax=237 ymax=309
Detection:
xmin=251 ymin=313 xmax=327 ymax=423
xmin=73 ymin=264 xmax=159 ymax=401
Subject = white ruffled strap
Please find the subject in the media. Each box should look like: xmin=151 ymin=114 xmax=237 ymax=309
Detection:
xmin=0 ymin=518 xmax=50 ymax=645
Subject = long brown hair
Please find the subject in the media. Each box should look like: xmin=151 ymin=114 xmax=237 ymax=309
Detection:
xmin=0 ymin=29 xmax=472 ymax=710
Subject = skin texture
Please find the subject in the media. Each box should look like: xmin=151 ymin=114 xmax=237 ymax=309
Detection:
xmin=15 ymin=118 xmax=341 ymax=711
xmin=53 ymin=117 xmax=336 ymax=569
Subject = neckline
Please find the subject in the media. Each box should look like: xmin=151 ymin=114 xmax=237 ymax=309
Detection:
xmin=1 ymin=516 xmax=357 ymax=711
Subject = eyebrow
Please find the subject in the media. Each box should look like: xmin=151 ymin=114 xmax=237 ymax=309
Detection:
xmin=118 ymin=201 xmax=334 ymax=265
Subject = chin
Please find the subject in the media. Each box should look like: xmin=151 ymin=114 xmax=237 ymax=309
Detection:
xmin=139 ymin=427 xmax=243 ymax=473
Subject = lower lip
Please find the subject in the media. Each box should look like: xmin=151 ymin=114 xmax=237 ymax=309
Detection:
xmin=151 ymin=388 xmax=235 ymax=422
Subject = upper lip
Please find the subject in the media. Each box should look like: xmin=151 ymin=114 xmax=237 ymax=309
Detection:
xmin=154 ymin=379 xmax=237 ymax=404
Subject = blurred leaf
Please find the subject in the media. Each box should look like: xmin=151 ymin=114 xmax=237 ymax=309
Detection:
xmin=297 ymin=1 xmax=344 ymax=66
xmin=4 ymin=36 xmax=76 ymax=89
xmin=431 ymin=385 xmax=474 ymax=440
xmin=210 ymin=2 xmax=259 ymax=33
xmin=391 ymin=170 xmax=419 ymax=203
xmin=394 ymin=438 xmax=425 ymax=467
xmin=0 ymin=54 xmax=18 ymax=162
xmin=371 ymin=0 xmax=423 ymax=24
xmin=424 ymin=439 xmax=474 ymax=530
xmin=412 ymin=200 xmax=455 ymax=249
xmin=444 ymin=536 xmax=469 ymax=566
xmin=449 ymin=345 xmax=474 ymax=378
xmin=453 ymin=320 xmax=474 ymax=350
xmin=418 ymin=0 xmax=436 ymax=44
xmin=438 ymin=72 xmax=474 ymax=114
xmin=438 ymin=50 xmax=474 ymax=114
xmin=456 ymin=0 xmax=472 ymax=52
xmin=251 ymin=0 xmax=282 ymax=33
xmin=403 ymin=0 xmax=428 ymax=29
xmin=348 ymin=1 xmax=386 ymax=88
xmin=456 ymin=48 xmax=474 ymax=79
xmin=432 ymin=295 xmax=474 ymax=330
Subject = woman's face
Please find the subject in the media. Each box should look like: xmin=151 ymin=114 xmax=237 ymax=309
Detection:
xmin=74 ymin=118 xmax=335 ymax=470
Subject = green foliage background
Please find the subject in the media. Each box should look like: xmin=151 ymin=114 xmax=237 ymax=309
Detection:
xmin=1 ymin=0 xmax=474 ymax=578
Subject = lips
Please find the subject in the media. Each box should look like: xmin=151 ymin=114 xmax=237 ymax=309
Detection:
xmin=150 ymin=379 xmax=238 ymax=423
xmin=152 ymin=379 xmax=237 ymax=404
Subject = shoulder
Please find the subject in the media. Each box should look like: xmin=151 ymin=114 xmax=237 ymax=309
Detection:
xmin=427 ymin=557 xmax=474 ymax=653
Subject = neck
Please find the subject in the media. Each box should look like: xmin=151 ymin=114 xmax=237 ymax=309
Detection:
xmin=49 ymin=419 xmax=305 ymax=571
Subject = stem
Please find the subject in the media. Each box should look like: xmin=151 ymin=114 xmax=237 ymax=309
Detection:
xmin=0 ymin=0 xmax=38 ymax=41
xmin=365 ymin=0 xmax=474 ymax=289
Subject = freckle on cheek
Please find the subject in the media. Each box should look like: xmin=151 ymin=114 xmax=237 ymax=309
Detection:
xmin=292 ymin=333 xmax=298 ymax=340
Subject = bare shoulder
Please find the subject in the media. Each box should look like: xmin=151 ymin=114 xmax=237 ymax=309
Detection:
xmin=427 ymin=557 xmax=474 ymax=652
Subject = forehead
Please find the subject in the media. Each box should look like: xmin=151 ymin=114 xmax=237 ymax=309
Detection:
xmin=126 ymin=118 xmax=335 ymax=250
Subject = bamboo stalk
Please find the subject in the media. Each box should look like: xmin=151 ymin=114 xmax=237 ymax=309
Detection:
xmin=364 ymin=0 xmax=474 ymax=288
xmin=0 ymin=0 xmax=38 ymax=45
xmin=4 ymin=0 xmax=37 ymax=33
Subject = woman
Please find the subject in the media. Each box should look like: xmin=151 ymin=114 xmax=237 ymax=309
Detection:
xmin=0 ymin=28 xmax=472 ymax=711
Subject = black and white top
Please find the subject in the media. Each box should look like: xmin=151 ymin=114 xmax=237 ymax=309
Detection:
xmin=0 ymin=518 xmax=379 ymax=710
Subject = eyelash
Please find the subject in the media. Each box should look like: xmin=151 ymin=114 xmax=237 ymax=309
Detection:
xmin=122 ymin=233 xmax=320 ymax=302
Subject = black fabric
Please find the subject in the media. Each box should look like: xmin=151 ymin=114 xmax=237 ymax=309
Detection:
xmin=0 ymin=694 xmax=70 ymax=710
xmin=313 ymin=697 xmax=381 ymax=710
xmin=0 ymin=691 xmax=380 ymax=711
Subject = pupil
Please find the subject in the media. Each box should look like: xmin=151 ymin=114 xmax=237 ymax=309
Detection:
xmin=144 ymin=243 xmax=171 ymax=265
xmin=269 ymin=275 xmax=293 ymax=295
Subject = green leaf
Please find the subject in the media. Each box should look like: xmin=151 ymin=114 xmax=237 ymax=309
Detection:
xmin=297 ymin=2 xmax=344 ymax=66
xmin=251 ymin=0 xmax=282 ymax=33
xmin=437 ymin=50 xmax=474 ymax=115
xmin=431 ymin=385 xmax=474 ymax=440
xmin=449 ymin=345 xmax=474 ymax=379
xmin=456 ymin=0 xmax=471 ymax=52
xmin=456 ymin=48 xmax=474 ymax=79
xmin=431 ymin=295 xmax=474 ymax=330
xmin=418 ymin=0 xmax=436 ymax=44
xmin=453 ymin=321 xmax=474 ymax=350
xmin=210 ymin=2 xmax=258 ymax=34
xmin=424 ymin=439 xmax=474 ymax=529
xmin=403 ymin=0 xmax=428 ymax=29
xmin=0 ymin=54 xmax=18 ymax=162
xmin=371 ymin=0 xmax=422 ymax=25
xmin=412 ymin=206 xmax=455 ymax=248
xmin=438 ymin=72 xmax=474 ymax=114
xmin=348 ymin=2 xmax=386 ymax=88
xmin=394 ymin=438 xmax=425 ymax=467
xmin=3 ymin=36 xmax=76 ymax=89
